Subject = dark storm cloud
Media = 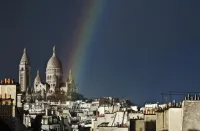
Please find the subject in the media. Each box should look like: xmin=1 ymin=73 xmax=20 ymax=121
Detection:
xmin=0 ymin=0 xmax=200 ymax=105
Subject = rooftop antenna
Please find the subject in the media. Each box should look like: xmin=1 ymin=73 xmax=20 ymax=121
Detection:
xmin=165 ymin=96 xmax=168 ymax=103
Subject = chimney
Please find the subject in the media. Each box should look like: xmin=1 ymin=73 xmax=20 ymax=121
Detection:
xmin=169 ymin=102 xmax=171 ymax=107
xmin=191 ymin=96 xmax=194 ymax=100
xmin=172 ymin=100 xmax=176 ymax=107
xmin=184 ymin=96 xmax=187 ymax=100
xmin=187 ymin=94 xmax=190 ymax=100
xmin=195 ymin=94 xmax=197 ymax=100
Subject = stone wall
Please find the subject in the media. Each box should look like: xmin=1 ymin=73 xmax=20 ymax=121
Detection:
xmin=182 ymin=101 xmax=200 ymax=131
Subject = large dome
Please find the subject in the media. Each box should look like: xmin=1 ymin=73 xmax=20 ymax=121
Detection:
xmin=46 ymin=46 xmax=62 ymax=69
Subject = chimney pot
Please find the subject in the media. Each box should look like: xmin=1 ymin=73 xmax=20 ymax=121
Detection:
xmin=188 ymin=94 xmax=190 ymax=100
xmin=191 ymin=96 xmax=194 ymax=100
xmin=185 ymin=96 xmax=187 ymax=100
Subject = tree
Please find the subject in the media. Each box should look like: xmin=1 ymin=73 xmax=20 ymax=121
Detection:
xmin=71 ymin=92 xmax=87 ymax=101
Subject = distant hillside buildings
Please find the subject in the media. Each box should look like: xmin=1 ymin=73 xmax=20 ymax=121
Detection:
xmin=1 ymin=47 xmax=200 ymax=131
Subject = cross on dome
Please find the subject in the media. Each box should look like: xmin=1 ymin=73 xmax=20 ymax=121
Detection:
xmin=24 ymin=48 xmax=27 ymax=53
xmin=53 ymin=46 xmax=56 ymax=56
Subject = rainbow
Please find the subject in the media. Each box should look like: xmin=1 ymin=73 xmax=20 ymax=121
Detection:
xmin=65 ymin=1 xmax=104 ymax=86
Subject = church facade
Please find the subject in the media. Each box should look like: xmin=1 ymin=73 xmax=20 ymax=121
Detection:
xmin=19 ymin=46 xmax=76 ymax=101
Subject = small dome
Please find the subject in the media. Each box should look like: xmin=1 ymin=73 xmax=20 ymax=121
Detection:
xmin=34 ymin=70 xmax=41 ymax=83
xmin=46 ymin=46 xmax=62 ymax=69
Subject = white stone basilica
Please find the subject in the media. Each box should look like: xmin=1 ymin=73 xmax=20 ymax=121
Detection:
xmin=19 ymin=46 xmax=77 ymax=101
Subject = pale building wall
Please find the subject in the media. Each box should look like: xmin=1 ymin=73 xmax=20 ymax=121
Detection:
xmin=106 ymin=113 xmax=116 ymax=126
xmin=98 ymin=106 xmax=120 ymax=114
xmin=92 ymin=120 xmax=98 ymax=131
xmin=130 ymin=119 xmax=145 ymax=131
xmin=105 ymin=113 xmax=115 ymax=123
xmin=144 ymin=114 xmax=156 ymax=131
xmin=95 ymin=111 xmax=128 ymax=128
xmin=80 ymin=103 xmax=91 ymax=109
xmin=123 ymin=112 xmax=128 ymax=124
xmin=168 ymin=108 xmax=182 ymax=131
xmin=114 ymin=112 xmax=125 ymax=125
xmin=156 ymin=108 xmax=182 ymax=131
xmin=135 ymin=120 xmax=144 ymax=131
xmin=182 ymin=100 xmax=200 ymax=131
xmin=95 ymin=117 xmax=107 ymax=130
xmin=156 ymin=111 xmax=164 ymax=131
xmin=91 ymin=118 xmax=96 ymax=131
xmin=111 ymin=111 xmax=128 ymax=126
xmin=0 ymin=85 xmax=16 ymax=105
xmin=130 ymin=106 xmax=138 ymax=111
xmin=144 ymin=114 xmax=156 ymax=121
xmin=90 ymin=102 xmax=99 ymax=111
xmin=0 ymin=84 xmax=17 ymax=117
xmin=164 ymin=110 xmax=168 ymax=130
xmin=98 ymin=127 xmax=128 ymax=131
xmin=94 ymin=113 xmax=117 ymax=130
xmin=145 ymin=104 xmax=158 ymax=108
xmin=97 ymin=117 xmax=107 ymax=125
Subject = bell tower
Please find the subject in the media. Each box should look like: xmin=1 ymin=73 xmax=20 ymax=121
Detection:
xmin=19 ymin=48 xmax=31 ymax=92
